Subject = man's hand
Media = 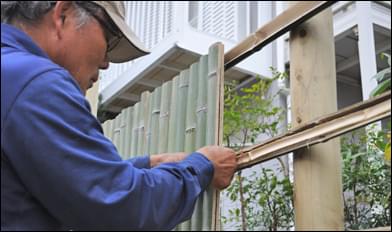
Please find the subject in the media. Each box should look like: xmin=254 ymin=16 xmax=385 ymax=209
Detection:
xmin=150 ymin=152 xmax=187 ymax=167
xmin=197 ymin=146 xmax=237 ymax=190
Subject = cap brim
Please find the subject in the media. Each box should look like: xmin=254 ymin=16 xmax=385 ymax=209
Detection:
xmin=104 ymin=9 xmax=150 ymax=63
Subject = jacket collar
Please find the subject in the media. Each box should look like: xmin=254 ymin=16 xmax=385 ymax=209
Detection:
xmin=1 ymin=23 xmax=49 ymax=59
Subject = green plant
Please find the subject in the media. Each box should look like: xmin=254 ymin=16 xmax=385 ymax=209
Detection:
xmin=221 ymin=67 xmax=293 ymax=230
xmin=341 ymin=123 xmax=391 ymax=230
xmin=370 ymin=53 xmax=390 ymax=97
xmin=223 ymin=68 xmax=287 ymax=148
xmin=342 ymin=53 xmax=391 ymax=230
xmin=223 ymin=168 xmax=294 ymax=231
xmin=370 ymin=52 xmax=391 ymax=164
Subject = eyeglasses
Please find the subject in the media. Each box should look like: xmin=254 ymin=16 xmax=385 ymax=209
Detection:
xmin=79 ymin=3 xmax=123 ymax=53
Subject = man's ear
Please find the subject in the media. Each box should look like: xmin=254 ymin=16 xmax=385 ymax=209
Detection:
xmin=51 ymin=1 xmax=74 ymax=39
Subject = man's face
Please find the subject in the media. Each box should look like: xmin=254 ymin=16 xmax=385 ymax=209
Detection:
xmin=53 ymin=3 xmax=111 ymax=95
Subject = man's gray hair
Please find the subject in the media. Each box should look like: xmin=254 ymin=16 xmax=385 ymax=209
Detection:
xmin=1 ymin=1 xmax=98 ymax=29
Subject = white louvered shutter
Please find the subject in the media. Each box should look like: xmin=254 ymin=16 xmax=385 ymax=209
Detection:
xmin=201 ymin=2 xmax=237 ymax=41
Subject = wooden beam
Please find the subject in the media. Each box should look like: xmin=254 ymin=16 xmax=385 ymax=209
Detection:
xmin=291 ymin=7 xmax=343 ymax=229
xmin=224 ymin=1 xmax=336 ymax=70
xmin=236 ymin=91 xmax=391 ymax=170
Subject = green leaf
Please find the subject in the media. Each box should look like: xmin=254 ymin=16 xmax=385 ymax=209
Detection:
xmin=371 ymin=67 xmax=390 ymax=82
xmin=270 ymin=176 xmax=277 ymax=190
xmin=235 ymin=208 xmax=240 ymax=217
xmin=370 ymin=79 xmax=390 ymax=97
xmin=258 ymin=194 xmax=267 ymax=206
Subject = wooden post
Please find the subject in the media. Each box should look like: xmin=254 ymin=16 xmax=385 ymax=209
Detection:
xmin=290 ymin=5 xmax=344 ymax=230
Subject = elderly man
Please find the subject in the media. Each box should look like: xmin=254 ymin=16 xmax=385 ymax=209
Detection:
xmin=1 ymin=1 xmax=237 ymax=230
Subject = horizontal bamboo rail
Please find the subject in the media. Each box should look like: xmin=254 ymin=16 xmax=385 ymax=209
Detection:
xmin=236 ymin=91 xmax=391 ymax=170
xmin=224 ymin=1 xmax=336 ymax=70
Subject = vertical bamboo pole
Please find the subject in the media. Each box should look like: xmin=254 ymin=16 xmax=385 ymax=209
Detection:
xmin=106 ymin=118 xmax=113 ymax=142
xmin=124 ymin=107 xmax=133 ymax=159
xmin=130 ymin=103 xmax=140 ymax=157
xmin=205 ymin=43 xmax=224 ymax=231
xmin=85 ymin=81 xmax=99 ymax=117
xmin=290 ymin=6 xmax=343 ymax=230
xmin=204 ymin=44 xmax=216 ymax=231
xmin=176 ymin=69 xmax=190 ymax=231
xmin=195 ymin=55 xmax=208 ymax=149
xmin=115 ymin=111 xmax=122 ymax=156
xmin=185 ymin=63 xmax=199 ymax=230
xmin=118 ymin=109 xmax=126 ymax=157
xmin=137 ymin=93 xmax=148 ymax=155
xmin=184 ymin=63 xmax=199 ymax=154
xmin=191 ymin=55 xmax=208 ymax=231
xmin=138 ymin=91 xmax=150 ymax=155
xmin=168 ymin=76 xmax=179 ymax=153
xmin=149 ymin=87 xmax=161 ymax=155
xmin=158 ymin=81 xmax=172 ymax=153
xmin=102 ymin=120 xmax=109 ymax=138
xmin=175 ymin=70 xmax=189 ymax=153
xmin=167 ymin=76 xmax=180 ymax=232
xmin=144 ymin=91 xmax=153 ymax=155
xmin=113 ymin=116 xmax=121 ymax=150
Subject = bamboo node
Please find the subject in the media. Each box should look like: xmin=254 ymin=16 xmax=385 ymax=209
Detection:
xmin=196 ymin=106 xmax=207 ymax=113
xmin=208 ymin=71 xmax=217 ymax=78
xmin=152 ymin=109 xmax=160 ymax=114
xmin=247 ymin=152 xmax=253 ymax=161
xmin=160 ymin=112 xmax=169 ymax=118
xmin=179 ymin=83 xmax=189 ymax=88
xmin=185 ymin=127 xmax=196 ymax=133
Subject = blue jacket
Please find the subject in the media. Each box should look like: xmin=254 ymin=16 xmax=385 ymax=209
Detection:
xmin=1 ymin=23 xmax=213 ymax=231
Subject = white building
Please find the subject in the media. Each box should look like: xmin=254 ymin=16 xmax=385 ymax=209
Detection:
xmin=94 ymin=1 xmax=391 ymax=230
xmin=97 ymin=1 xmax=390 ymax=115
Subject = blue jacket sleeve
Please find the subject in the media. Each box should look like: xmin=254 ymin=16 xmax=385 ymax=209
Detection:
xmin=126 ymin=156 xmax=151 ymax=169
xmin=2 ymin=70 xmax=214 ymax=230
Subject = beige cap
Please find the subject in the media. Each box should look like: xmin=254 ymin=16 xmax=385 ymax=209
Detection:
xmin=92 ymin=1 xmax=150 ymax=63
